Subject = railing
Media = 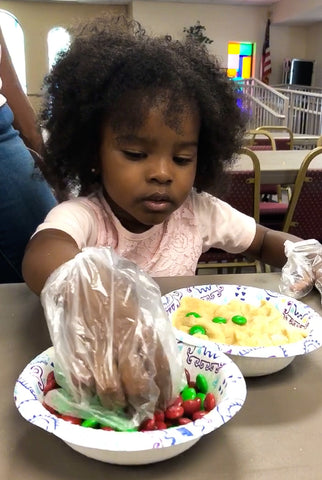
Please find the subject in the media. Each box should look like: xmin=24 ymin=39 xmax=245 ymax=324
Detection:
xmin=273 ymin=85 xmax=322 ymax=136
xmin=273 ymin=84 xmax=322 ymax=94
xmin=234 ymin=78 xmax=289 ymax=130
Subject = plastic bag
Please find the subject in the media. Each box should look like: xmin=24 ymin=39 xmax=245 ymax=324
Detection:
xmin=280 ymin=239 xmax=322 ymax=303
xmin=40 ymin=246 xmax=185 ymax=429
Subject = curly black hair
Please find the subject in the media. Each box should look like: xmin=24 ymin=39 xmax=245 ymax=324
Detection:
xmin=41 ymin=14 xmax=247 ymax=197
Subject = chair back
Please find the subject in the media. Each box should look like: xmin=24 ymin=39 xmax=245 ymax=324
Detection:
xmin=282 ymin=147 xmax=322 ymax=241
xmin=245 ymin=129 xmax=276 ymax=151
xmin=221 ymin=147 xmax=260 ymax=222
xmin=256 ymin=125 xmax=294 ymax=150
xmin=196 ymin=147 xmax=262 ymax=274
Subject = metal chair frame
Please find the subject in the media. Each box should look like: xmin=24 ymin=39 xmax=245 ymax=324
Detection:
xmin=255 ymin=125 xmax=294 ymax=150
xmin=282 ymin=146 xmax=322 ymax=241
xmin=245 ymin=129 xmax=277 ymax=150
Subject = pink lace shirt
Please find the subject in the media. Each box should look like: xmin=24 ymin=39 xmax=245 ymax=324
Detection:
xmin=35 ymin=189 xmax=256 ymax=276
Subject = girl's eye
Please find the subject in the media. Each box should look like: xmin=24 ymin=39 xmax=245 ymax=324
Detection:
xmin=173 ymin=156 xmax=193 ymax=165
xmin=122 ymin=150 xmax=146 ymax=160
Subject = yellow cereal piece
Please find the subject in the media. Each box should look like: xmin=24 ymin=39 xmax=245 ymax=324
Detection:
xmin=172 ymin=296 xmax=307 ymax=347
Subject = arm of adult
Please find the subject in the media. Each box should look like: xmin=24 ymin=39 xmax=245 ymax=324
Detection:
xmin=22 ymin=229 xmax=81 ymax=296
xmin=0 ymin=26 xmax=44 ymax=156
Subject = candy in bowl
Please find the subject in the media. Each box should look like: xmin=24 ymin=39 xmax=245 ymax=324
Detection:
xmin=14 ymin=343 xmax=246 ymax=465
xmin=162 ymin=284 xmax=322 ymax=377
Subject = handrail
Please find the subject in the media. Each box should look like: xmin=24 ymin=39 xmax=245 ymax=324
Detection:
xmin=234 ymin=78 xmax=289 ymax=130
xmin=235 ymin=78 xmax=322 ymax=136
xmin=274 ymin=86 xmax=322 ymax=135
xmin=274 ymin=84 xmax=322 ymax=94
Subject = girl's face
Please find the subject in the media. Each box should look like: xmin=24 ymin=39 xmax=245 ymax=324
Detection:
xmin=99 ymin=106 xmax=199 ymax=233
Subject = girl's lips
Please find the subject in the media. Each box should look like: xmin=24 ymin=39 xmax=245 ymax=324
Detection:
xmin=141 ymin=194 xmax=173 ymax=212
xmin=142 ymin=199 xmax=172 ymax=212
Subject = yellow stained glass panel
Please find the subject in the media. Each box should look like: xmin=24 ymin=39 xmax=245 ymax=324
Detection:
xmin=242 ymin=56 xmax=252 ymax=79
xmin=227 ymin=68 xmax=237 ymax=78
xmin=228 ymin=42 xmax=240 ymax=55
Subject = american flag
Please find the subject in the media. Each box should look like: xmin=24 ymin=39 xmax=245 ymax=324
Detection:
xmin=261 ymin=18 xmax=272 ymax=84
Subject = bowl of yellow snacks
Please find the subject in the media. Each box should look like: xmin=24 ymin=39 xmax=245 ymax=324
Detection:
xmin=162 ymin=284 xmax=322 ymax=377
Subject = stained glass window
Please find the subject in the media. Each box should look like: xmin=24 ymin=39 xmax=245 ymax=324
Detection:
xmin=227 ymin=42 xmax=254 ymax=80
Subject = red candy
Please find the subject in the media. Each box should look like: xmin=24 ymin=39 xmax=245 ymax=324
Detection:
xmin=182 ymin=398 xmax=201 ymax=416
xmin=155 ymin=421 xmax=167 ymax=430
xmin=154 ymin=410 xmax=165 ymax=423
xmin=60 ymin=414 xmax=82 ymax=425
xmin=43 ymin=371 xmax=217 ymax=432
xmin=43 ymin=371 xmax=59 ymax=395
xmin=171 ymin=395 xmax=183 ymax=407
xmin=165 ymin=405 xmax=185 ymax=420
xmin=178 ymin=417 xmax=192 ymax=425
xmin=192 ymin=410 xmax=208 ymax=421
xmin=42 ymin=401 xmax=58 ymax=415
xmin=139 ymin=418 xmax=156 ymax=431
xmin=204 ymin=393 xmax=216 ymax=411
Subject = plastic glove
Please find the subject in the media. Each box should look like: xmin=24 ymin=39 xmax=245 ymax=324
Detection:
xmin=280 ymin=239 xmax=322 ymax=301
xmin=312 ymin=252 xmax=322 ymax=301
xmin=40 ymin=246 xmax=185 ymax=427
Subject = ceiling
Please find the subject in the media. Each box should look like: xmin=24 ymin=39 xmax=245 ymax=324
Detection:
xmin=6 ymin=0 xmax=282 ymax=4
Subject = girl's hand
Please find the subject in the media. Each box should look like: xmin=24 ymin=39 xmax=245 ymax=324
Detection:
xmin=280 ymin=239 xmax=322 ymax=300
xmin=312 ymin=254 xmax=322 ymax=302
xmin=40 ymin=247 xmax=183 ymax=423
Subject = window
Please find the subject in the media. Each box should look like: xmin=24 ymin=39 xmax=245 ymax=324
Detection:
xmin=227 ymin=42 xmax=254 ymax=80
xmin=0 ymin=9 xmax=26 ymax=91
xmin=48 ymin=26 xmax=70 ymax=70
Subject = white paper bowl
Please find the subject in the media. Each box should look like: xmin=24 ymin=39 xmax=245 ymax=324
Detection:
xmin=14 ymin=344 xmax=246 ymax=465
xmin=162 ymin=284 xmax=322 ymax=377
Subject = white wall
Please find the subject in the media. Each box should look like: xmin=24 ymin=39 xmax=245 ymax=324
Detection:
xmin=273 ymin=0 xmax=322 ymax=25
xmin=132 ymin=0 xmax=319 ymax=86
xmin=2 ymin=0 xmax=321 ymax=95
xmin=307 ymin=23 xmax=322 ymax=86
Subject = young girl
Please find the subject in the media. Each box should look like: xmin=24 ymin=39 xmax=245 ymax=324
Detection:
xmin=22 ymin=15 xmax=307 ymax=295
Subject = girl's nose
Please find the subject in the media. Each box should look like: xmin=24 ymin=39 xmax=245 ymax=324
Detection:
xmin=147 ymin=157 xmax=173 ymax=184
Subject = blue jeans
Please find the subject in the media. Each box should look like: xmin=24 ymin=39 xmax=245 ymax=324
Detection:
xmin=0 ymin=103 xmax=57 ymax=283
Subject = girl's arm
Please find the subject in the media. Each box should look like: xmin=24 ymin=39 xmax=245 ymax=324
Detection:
xmin=22 ymin=229 xmax=81 ymax=296
xmin=245 ymin=224 xmax=302 ymax=268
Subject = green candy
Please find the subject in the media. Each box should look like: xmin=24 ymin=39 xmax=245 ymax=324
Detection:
xmin=185 ymin=312 xmax=201 ymax=318
xmin=181 ymin=386 xmax=197 ymax=401
xmin=81 ymin=418 xmax=100 ymax=428
xmin=196 ymin=373 xmax=208 ymax=394
xmin=189 ymin=325 xmax=206 ymax=335
xmin=212 ymin=316 xmax=227 ymax=324
xmin=232 ymin=315 xmax=247 ymax=326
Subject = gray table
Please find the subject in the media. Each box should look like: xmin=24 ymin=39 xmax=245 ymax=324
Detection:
xmin=2 ymin=273 xmax=322 ymax=479
xmin=235 ymin=149 xmax=322 ymax=184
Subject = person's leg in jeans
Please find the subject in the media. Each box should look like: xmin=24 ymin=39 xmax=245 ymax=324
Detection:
xmin=0 ymin=103 xmax=57 ymax=283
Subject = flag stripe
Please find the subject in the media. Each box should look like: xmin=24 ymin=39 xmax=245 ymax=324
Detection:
xmin=261 ymin=19 xmax=271 ymax=84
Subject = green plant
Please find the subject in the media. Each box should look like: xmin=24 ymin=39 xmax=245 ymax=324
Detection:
xmin=183 ymin=20 xmax=213 ymax=45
